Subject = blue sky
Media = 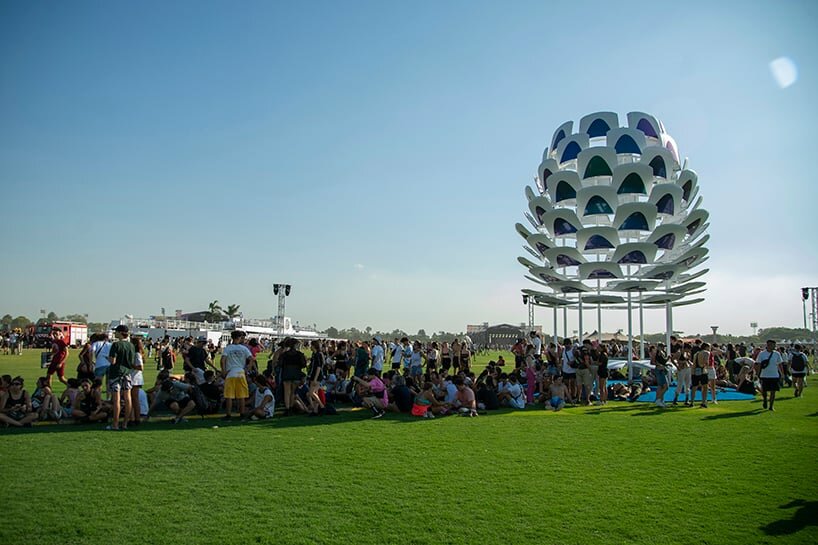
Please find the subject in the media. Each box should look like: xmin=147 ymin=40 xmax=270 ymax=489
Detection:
xmin=1 ymin=0 xmax=816 ymax=336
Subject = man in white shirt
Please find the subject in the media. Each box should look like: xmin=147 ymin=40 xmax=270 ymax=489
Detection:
xmin=371 ymin=336 xmax=385 ymax=373
xmin=220 ymin=330 xmax=253 ymax=420
xmin=755 ymin=339 xmax=784 ymax=411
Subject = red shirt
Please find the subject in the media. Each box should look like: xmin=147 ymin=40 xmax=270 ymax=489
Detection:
xmin=51 ymin=337 xmax=69 ymax=365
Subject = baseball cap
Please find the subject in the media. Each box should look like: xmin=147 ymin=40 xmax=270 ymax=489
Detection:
xmin=113 ymin=325 xmax=129 ymax=334
xmin=374 ymin=335 xmax=382 ymax=343
xmin=196 ymin=336 xmax=207 ymax=342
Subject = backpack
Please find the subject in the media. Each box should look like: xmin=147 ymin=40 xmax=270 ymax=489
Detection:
xmin=791 ymin=353 xmax=806 ymax=372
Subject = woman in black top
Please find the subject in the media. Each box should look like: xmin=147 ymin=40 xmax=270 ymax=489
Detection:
xmin=280 ymin=338 xmax=307 ymax=415
xmin=596 ymin=345 xmax=609 ymax=405
xmin=0 ymin=377 xmax=38 ymax=427
xmin=307 ymin=340 xmax=325 ymax=416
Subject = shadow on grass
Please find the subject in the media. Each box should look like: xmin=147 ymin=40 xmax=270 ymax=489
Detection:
xmin=760 ymin=499 xmax=818 ymax=536
xmin=701 ymin=409 xmax=765 ymax=420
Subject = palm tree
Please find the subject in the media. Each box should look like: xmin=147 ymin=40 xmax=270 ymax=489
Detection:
xmin=225 ymin=304 xmax=241 ymax=319
xmin=207 ymin=300 xmax=224 ymax=322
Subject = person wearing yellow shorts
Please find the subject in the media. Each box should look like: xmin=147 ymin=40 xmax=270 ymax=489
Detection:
xmin=221 ymin=330 xmax=253 ymax=421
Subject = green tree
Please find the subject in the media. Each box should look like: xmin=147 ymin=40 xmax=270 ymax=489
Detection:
xmin=61 ymin=313 xmax=88 ymax=324
xmin=47 ymin=311 xmax=58 ymax=321
xmin=225 ymin=304 xmax=241 ymax=319
xmin=206 ymin=300 xmax=224 ymax=322
xmin=1 ymin=314 xmax=12 ymax=330
xmin=325 ymin=326 xmax=339 ymax=339
xmin=10 ymin=316 xmax=31 ymax=330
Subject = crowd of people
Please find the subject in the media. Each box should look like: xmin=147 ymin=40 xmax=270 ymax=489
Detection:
xmin=0 ymin=326 xmax=813 ymax=429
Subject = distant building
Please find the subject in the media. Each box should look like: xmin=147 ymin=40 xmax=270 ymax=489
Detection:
xmin=468 ymin=323 xmax=539 ymax=348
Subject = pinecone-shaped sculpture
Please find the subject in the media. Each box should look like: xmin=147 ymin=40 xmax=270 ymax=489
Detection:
xmin=517 ymin=111 xmax=709 ymax=320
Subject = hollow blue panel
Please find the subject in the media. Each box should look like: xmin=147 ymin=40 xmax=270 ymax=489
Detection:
xmin=583 ymin=156 xmax=613 ymax=178
xmin=614 ymin=135 xmax=641 ymax=154
xmin=561 ymin=141 xmax=582 ymax=162
xmin=584 ymin=196 xmax=613 ymax=215
xmin=656 ymin=194 xmax=674 ymax=215
xmin=535 ymin=242 xmax=550 ymax=254
xmin=619 ymin=212 xmax=649 ymax=231
xmin=555 ymin=181 xmax=577 ymax=202
xmin=686 ymin=218 xmax=701 ymax=235
xmin=587 ymin=118 xmax=611 ymax=138
xmin=585 ymin=234 xmax=615 ymax=250
xmin=682 ymin=180 xmax=692 ymax=201
xmin=554 ymin=218 xmax=578 ymax=235
xmin=636 ymin=118 xmax=659 ymax=138
xmin=618 ymin=251 xmax=647 ymax=264
xmin=539 ymin=272 xmax=561 ymax=282
xmin=653 ymin=233 xmax=676 ymax=250
xmin=617 ymin=173 xmax=646 ymax=194
xmin=553 ymin=129 xmax=566 ymax=150
xmin=542 ymin=169 xmax=552 ymax=191
xmin=589 ymin=268 xmax=618 ymax=279
xmin=649 ymin=156 xmax=667 ymax=178
xmin=556 ymin=254 xmax=582 ymax=266
xmin=535 ymin=206 xmax=547 ymax=223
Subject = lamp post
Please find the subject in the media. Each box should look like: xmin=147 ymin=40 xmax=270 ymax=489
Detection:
xmin=522 ymin=294 xmax=534 ymax=329
xmin=272 ymin=283 xmax=292 ymax=334
xmin=710 ymin=325 xmax=719 ymax=346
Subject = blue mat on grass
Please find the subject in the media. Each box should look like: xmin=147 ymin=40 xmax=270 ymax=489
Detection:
xmin=636 ymin=385 xmax=754 ymax=403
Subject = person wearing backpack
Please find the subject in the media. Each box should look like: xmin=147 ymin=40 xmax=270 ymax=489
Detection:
xmin=755 ymin=339 xmax=784 ymax=411
xmin=789 ymin=344 xmax=809 ymax=398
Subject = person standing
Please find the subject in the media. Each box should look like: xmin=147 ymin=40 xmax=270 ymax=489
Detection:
xmin=790 ymin=344 xmax=809 ymax=398
xmin=370 ymin=336 xmax=385 ymax=374
xmin=692 ymin=342 xmax=710 ymax=408
xmin=220 ymin=330 xmax=253 ymax=421
xmin=279 ymin=337 xmax=307 ymax=416
xmin=755 ymin=339 xmax=784 ymax=411
xmin=46 ymin=328 xmax=70 ymax=388
xmin=107 ymin=325 xmax=135 ymax=430
xmin=653 ymin=343 xmax=670 ymax=408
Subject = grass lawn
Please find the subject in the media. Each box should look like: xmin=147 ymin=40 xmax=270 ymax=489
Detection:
xmin=1 ymin=349 xmax=817 ymax=545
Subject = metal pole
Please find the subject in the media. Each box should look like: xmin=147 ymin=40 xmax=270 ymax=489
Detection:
xmin=627 ymin=290 xmax=634 ymax=383
xmin=638 ymin=292 xmax=645 ymax=360
xmin=553 ymin=306 xmax=558 ymax=345
xmin=563 ymin=306 xmax=568 ymax=340
xmin=578 ymin=293 xmax=584 ymax=343
xmin=597 ymin=278 xmax=602 ymax=343
xmin=666 ymin=281 xmax=673 ymax=349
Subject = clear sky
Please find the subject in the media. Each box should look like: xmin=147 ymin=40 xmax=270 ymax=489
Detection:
xmin=1 ymin=0 xmax=816 ymax=336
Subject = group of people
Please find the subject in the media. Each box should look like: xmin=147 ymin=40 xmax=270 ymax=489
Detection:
xmin=1 ymin=327 xmax=813 ymax=429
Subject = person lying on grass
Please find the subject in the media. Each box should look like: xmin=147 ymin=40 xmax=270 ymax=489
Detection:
xmin=353 ymin=368 xmax=388 ymax=419
xmin=71 ymin=378 xmax=109 ymax=424
xmin=0 ymin=376 xmax=38 ymax=427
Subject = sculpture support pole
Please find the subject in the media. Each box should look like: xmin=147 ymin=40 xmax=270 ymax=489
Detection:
xmin=562 ymin=305 xmax=568 ymax=339
xmin=553 ymin=306 xmax=558 ymax=345
xmin=639 ymin=292 xmax=645 ymax=360
xmin=666 ymin=281 xmax=673 ymax=349
xmin=627 ymin=290 xmax=634 ymax=383
xmin=578 ymin=293 xmax=584 ymax=343
xmin=597 ymin=279 xmax=602 ymax=343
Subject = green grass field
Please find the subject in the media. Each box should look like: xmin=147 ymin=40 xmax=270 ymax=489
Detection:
xmin=1 ymin=349 xmax=817 ymax=545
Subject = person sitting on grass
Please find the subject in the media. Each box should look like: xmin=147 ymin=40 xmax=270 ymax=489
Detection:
xmin=59 ymin=378 xmax=80 ymax=420
xmin=411 ymin=381 xmax=448 ymax=418
xmin=31 ymin=376 xmax=62 ymax=422
xmin=546 ymin=375 xmax=568 ymax=412
xmin=149 ymin=375 xmax=198 ymax=424
xmin=476 ymin=377 xmax=500 ymax=410
xmin=503 ymin=373 xmax=526 ymax=409
xmin=353 ymin=368 xmax=388 ymax=419
xmin=249 ymin=374 xmax=275 ymax=420
xmin=0 ymin=377 xmax=38 ymax=428
xmin=453 ymin=378 xmax=477 ymax=417
xmin=388 ymin=375 xmax=415 ymax=414
xmin=71 ymin=378 xmax=108 ymax=424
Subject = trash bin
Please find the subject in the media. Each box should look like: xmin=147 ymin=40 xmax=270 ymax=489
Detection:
xmin=41 ymin=352 xmax=51 ymax=369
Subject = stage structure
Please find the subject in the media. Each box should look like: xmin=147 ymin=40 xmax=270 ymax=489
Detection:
xmin=516 ymin=111 xmax=710 ymax=372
